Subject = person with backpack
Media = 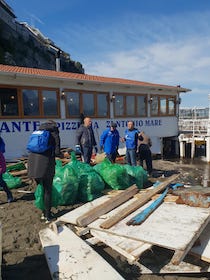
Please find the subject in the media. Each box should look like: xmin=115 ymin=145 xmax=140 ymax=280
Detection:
xmin=27 ymin=120 xmax=63 ymax=223
xmin=0 ymin=136 xmax=14 ymax=203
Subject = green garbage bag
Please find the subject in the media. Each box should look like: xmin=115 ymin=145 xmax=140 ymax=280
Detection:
xmin=34 ymin=183 xmax=60 ymax=210
xmin=2 ymin=172 xmax=22 ymax=189
xmin=53 ymin=163 xmax=79 ymax=205
xmin=123 ymin=164 xmax=148 ymax=189
xmin=93 ymin=158 xmax=131 ymax=190
xmin=77 ymin=170 xmax=105 ymax=202
xmin=68 ymin=152 xmax=105 ymax=202
xmin=6 ymin=161 xmax=26 ymax=172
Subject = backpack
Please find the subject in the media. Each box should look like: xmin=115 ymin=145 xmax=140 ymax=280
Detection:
xmin=27 ymin=130 xmax=51 ymax=153
xmin=0 ymin=137 xmax=5 ymax=153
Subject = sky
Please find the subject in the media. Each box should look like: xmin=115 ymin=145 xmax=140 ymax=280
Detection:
xmin=5 ymin=0 xmax=210 ymax=108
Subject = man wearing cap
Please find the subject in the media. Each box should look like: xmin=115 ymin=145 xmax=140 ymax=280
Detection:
xmin=100 ymin=122 xmax=120 ymax=163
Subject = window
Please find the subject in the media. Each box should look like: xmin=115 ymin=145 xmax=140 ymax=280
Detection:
xmin=114 ymin=94 xmax=147 ymax=117
xmin=65 ymin=91 xmax=109 ymax=118
xmin=0 ymin=88 xmax=19 ymax=116
xmin=42 ymin=90 xmax=58 ymax=116
xmin=150 ymin=95 xmax=176 ymax=116
xmin=114 ymin=95 xmax=124 ymax=116
xmin=66 ymin=92 xmax=80 ymax=117
xmin=22 ymin=88 xmax=59 ymax=117
xmin=83 ymin=93 xmax=94 ymax=116
xmin=97 ymin=94 xmax=108 ymax=117
xmin=137 ymin=96 xmax=147 ymax=117
xmin=126 ymin=96 xmax=135 ymax=116
xmin=23 ymin=89 xmax=39 ymax=116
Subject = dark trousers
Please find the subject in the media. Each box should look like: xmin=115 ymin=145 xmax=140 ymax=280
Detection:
xmin=36 ymin=176 xmax=53 ymax=218
xmin=82 ymin=146 xmax=93 ymax=164
xmin=138 ymin=144 xmax=153 ymax=174
xmin=0 ymin=174 xmax=12 ymax=199
xmin=106 ymin=151 xmax=117 ymax=163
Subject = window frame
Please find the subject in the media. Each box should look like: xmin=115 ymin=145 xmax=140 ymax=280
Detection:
xmin=114 ymin=93 xmax=147 ymax=118
xmin=0 ymin=86 xmax=60 ymax=119
xmin=150 ymin=95 xmax=176 ymax=116
xmin=64 ymin=89 xmax=110 ymax=118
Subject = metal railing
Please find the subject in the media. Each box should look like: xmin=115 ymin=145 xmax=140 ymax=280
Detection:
xmin=178 ymin=119 xmax=209 ymax=135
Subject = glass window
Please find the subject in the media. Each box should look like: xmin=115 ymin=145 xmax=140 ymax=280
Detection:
xmin=114 ymin=95 xmax=124 ymax=116
xmin=97 ymin=94 xmax=108 ymax=117
xmin=151 ymin=96 xmax=158 ymax=115
xmin=42 ymin=90 xmax=58 ymax=116
xmin=23 ymin=89 xmax=39 ymax=116
xmin=0 ymin=88 xmax=18 ymax=116
xmin=160 ymin=97 xmax=167 ymax=115
xmin=126 ymin=96 xmax=135 ymax=116
xmin=137 ymin=96 xmax=146 ymax=116
xmin=66 ymin=92 xmax=80 ymax=116
xmin=168 ymin=97 xmax=175 ymax=115
xmin=83 ymin=93 xmax=94 ymax=116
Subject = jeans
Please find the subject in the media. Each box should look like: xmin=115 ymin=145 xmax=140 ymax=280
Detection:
xmin=126 ymin=148 xmax=137 ymax=166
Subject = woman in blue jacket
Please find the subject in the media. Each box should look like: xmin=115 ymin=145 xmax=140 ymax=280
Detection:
xmin=100 ymin=122 xmax=120 ymax=163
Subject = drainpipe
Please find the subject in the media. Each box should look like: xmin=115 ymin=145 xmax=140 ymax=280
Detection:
xmin=56 ymin=49 xmax=62 ymax=71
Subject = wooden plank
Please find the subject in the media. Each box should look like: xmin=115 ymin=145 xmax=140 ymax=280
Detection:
xmin=100 ymin=174 xmax=180 ymax=229
xmin=76 ymin=184 xmax=139 ymax=227
xmin=190 ymin=222 xmax=210 ymax=263
xmin=90 ymin=229 xmax=152 ymax=264
xmin=58 ymin=196 xmax=111 ymax=225
xmin=39 ymin=225 xmax=124 ymax=280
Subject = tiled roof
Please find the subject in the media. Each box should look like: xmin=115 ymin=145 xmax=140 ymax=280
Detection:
xmin=0 ymin=64 xmax=189 ymax=91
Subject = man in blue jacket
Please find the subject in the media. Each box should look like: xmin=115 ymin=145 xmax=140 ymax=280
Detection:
xmin=100 ymin=122 xmax=120 ymax=163
xmin=122 ymin=121 xmax=139 ymax=166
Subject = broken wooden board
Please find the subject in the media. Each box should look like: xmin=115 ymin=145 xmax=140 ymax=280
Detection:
xmin=39 ymin=225 xmax=124 ymax=280
xmin=190 ymin=222 xmax=210 ymax=263
xmin=88 ymin=201 xmax=210 ymax=265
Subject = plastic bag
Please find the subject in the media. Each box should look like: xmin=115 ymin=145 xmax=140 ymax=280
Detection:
xmin=94 ymin=158 xmax=131 ymax=190
xmin=2 ymin=172 xmax=22 ymax=189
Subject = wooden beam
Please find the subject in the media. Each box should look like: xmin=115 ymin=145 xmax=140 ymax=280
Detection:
xmin=100 ymin=174 xmax=180 ymax=229
xmin=76 ymin=184 xmax=139 ymax=227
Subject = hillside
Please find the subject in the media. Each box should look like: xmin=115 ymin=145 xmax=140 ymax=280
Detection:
xmin=0 ymin=17 xmax=84 ymax=74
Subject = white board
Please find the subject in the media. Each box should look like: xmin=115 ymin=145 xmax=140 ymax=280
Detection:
xmin=39 ymin=225 xmax=124 ymax=280
xmin=89 ymin=201 xmax=210 ymax=251
xmin=190 ymin=222 xmax=210 ymax=263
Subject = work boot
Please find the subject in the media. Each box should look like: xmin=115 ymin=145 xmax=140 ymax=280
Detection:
xmin=7 ymin=191 xmax=14 ymax=203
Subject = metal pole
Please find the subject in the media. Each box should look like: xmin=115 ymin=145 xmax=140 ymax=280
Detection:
xmin=206 ymin=94 xmax=210 ymax=162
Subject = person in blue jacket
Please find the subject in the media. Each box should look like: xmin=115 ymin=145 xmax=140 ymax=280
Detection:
xmin=100 ymin=122 xmax=120 ymax=163
xmin=122 ymin=121 xmax=139 ymax=166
